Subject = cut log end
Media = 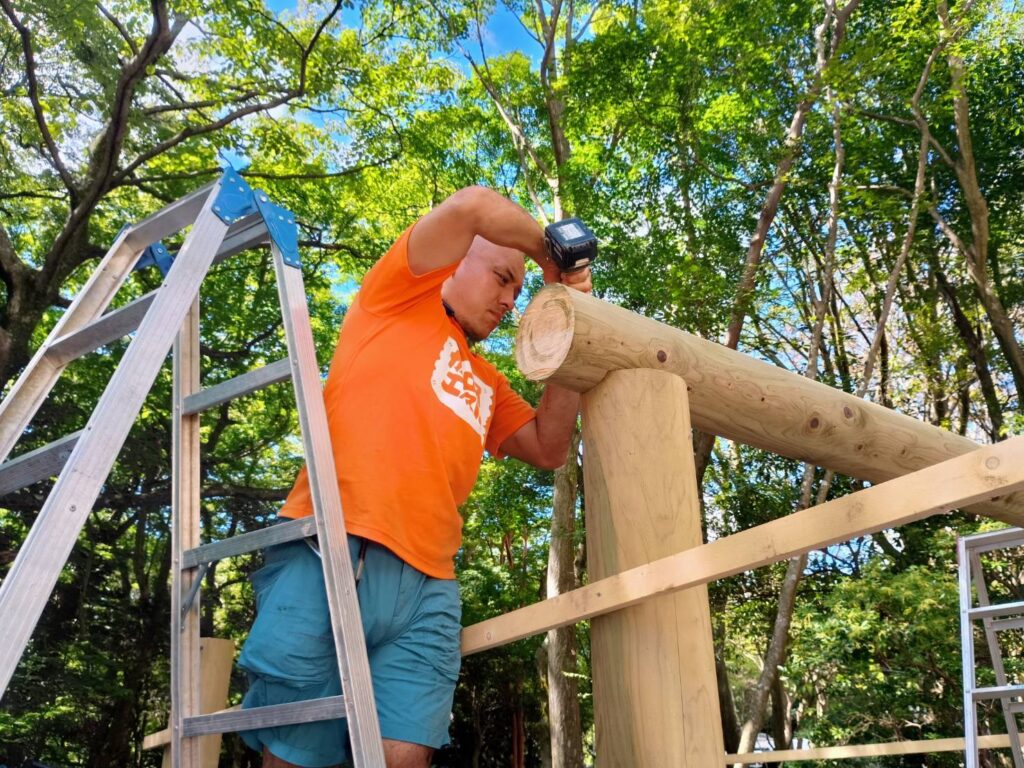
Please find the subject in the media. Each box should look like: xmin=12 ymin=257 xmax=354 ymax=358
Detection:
xmin=516 ymin=284 xmax=575 ymax=381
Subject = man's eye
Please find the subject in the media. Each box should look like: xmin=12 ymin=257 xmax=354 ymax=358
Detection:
xmin=495 ymin=272 xmax=508 ymax=284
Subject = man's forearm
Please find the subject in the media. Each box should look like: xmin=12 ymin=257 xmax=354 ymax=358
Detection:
xmin=534 ymin=382 xmax=581 ymax=466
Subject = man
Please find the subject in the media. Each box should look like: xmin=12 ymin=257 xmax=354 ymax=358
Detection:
xmin=238 ymin=186 xmax=592 ymax=767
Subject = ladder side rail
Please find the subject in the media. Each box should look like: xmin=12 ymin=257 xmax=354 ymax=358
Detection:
xmin=171 ymin=297 xmax=204 ymax=768
xmin=122 ymin=180 xmax=218 ymax=251
xmin=961 ymin=535 xmax=981 ymax=768
xmin=271 ymin=243 xmax=385 ymax=767
xmin=0 ymin=209 xmax=267 ymax=465
xmin=970 ymin=550 xmax=1024 ymax=767
xmin=0 ymin=195 xmax=229 ymax=697
xmin=0 ymin=230 xmax=142 ymax=462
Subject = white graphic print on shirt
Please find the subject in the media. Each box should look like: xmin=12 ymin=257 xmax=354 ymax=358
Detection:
xmin=431 ymin=336 xmax=494 ymax=444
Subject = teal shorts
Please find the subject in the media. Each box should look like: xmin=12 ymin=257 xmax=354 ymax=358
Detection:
xmin=237 ymin=533 xmax=461 ymax=767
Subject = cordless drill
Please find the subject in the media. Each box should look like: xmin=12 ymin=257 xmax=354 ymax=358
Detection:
xmin=544 ymin=218 xmax=598 ymax=273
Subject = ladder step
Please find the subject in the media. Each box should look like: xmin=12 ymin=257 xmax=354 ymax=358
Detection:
xmin=969 ymin=600 xmax=1024 ymax=621
xmin=0 ymin=431 xmax=82 ymax=496
xmin=182 ymin=696 xmax=346 ymax=737
xmin=962 ymin=526 xmax=1024 ymax=555
xmin=992 ymin=617 xmax=1024 ymax=632
xmin=45 ymin=216 xmax=271 ymax=366
xmin=48 ymin=292 xmax=156 ymax=365
xmin=973 ymin=684 xmax=1024 ymax=702
xmin=182 ymin=517 xmax=315 ymax=569
xmin=182 ymin=358 xmax=292 ymax=416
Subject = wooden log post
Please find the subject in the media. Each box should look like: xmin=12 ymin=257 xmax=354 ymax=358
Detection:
xmin=517 ymin=284 xmax=1024 ymax=526
xmin=584 ymin=368 xmax=722 ymax=766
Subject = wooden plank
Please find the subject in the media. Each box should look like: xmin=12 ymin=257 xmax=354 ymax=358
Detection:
xmin=48 ymin=292 xmax=156 ymax=365
xmin=725 ymin=733 xmax=1024 ymax=764
xmin=182 ymin=517 xmax=315 ymax=568
xmin=515 ymin=284 xmax=1024 ymax=526
xmin=142 ymin=638 xmax=234 ymax=767
xmin=583 ymin=370 xmax=723 ymax=766
xmin=182 ymin=358 xmax=291 ymax=416
xmin=461 ymin=436 xmax=1024 ymax=655
xmin=182 ymin=696 xmax=346 ymax=737
xmin=0 ymin=194 xmax=228 ymax=698
xmin=0 ymin=431 xmax=82 ymax=496
xmin=271 ymin=244 xmax=385 ymax=767
xmin=171 ymin=297 xmax=203 ymax=768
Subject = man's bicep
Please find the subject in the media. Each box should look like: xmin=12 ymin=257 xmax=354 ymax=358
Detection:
xmin=407 ymin=187 xmax=484 ymax=275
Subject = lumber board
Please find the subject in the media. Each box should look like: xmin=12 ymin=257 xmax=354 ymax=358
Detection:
xmin=725 ymin=732 xmax=1024 ymax=764
xmin=461 ymin=436 xmax=1024 ymax=655
xmin=515 ymin=284 xmax=1024 ymax=526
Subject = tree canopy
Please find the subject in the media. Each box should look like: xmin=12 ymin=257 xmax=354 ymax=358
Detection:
xmin=2 ymin=0 xmax=1023 ymax=765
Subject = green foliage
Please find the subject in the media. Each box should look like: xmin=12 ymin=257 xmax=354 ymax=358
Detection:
xmin=3 ymin=0 xmax=1024 ymax=764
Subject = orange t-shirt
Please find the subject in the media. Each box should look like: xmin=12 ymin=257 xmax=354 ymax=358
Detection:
xmin=279 ymin=226 xmax=536 ymax=579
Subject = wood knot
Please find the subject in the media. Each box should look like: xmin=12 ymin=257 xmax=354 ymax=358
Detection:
xmin=657 ymin=350 xmax=667 ymax=363
xmin=986 ymin=456 xmax=1000 ymax=470
xmin=809 ymin=417 xmax=820 ymax=429
xmin=843 ymin=406 xmax=854 ymax=419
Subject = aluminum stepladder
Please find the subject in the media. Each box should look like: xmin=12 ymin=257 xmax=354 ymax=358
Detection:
xmin=959 ymin=526 xmax=1024 ymax=768
xmin=0 ymin=168 xmax=385 ymax=767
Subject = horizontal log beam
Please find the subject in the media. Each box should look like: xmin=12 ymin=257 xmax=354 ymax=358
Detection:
xmin=461 ymin=436 xmax=1024 ymax=655
xmin=516 ymin=285 xmax=1024 ymax=526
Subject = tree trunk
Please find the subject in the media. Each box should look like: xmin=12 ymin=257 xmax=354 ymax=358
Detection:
xmin=937 ymin=0 xmax=1024 ymax=402
xmin=546 ymin=431 xmax=584 ymax=768
xmin=935 ymin=269 xmax=1005 ymax=439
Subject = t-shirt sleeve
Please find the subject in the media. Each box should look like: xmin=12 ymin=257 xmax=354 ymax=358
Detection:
xmin=485 ymin=372 xmax=537 ymax=458
xmin=358 ymin=224 xmax=459 ymax=316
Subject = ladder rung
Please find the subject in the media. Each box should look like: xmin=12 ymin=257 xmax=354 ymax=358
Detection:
xmin=182 ymin=517 xmax=315 ymax=569
xmin=973 ymin=684 xmax=1024 ymax=701
xmin=48 ymin=292 xmax=156 ymax=364
xmin=963 ymin=526 xmax=1024 ymax=555
xmin=46 ymin=216 xmax=270 ymax=366
xmin=992 ymin=617 xmax=1024 ymax=632
xmin=183 ymin=359 xmax=292 ymax=416
xmin=970 ymin=601 xmax=1024 ymax=621
xmin=182 ymin=695 xmax=346 ymax=737
xmin=0 ymin=431 xmax=82 ymax=496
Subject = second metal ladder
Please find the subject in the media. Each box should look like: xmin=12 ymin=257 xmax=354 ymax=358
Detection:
xmin=960 ymin=525 xmax=1024 ymax=767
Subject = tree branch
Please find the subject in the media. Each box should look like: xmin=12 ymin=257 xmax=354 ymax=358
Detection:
xmin=0 ymin=0 xmax=77 ymax=194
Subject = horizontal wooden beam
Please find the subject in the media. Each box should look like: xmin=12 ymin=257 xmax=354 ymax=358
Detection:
xmin=515 ymin=285 xmax=1024 ymax=526
xmin=725 ymin=732 xmax=1024 ymax=764
xmin=461 ymin=436 xmax=1024 ymax=655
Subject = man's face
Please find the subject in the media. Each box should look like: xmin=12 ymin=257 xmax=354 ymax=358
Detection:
xmin=441 ymin=237 xmax=526 ymax=343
